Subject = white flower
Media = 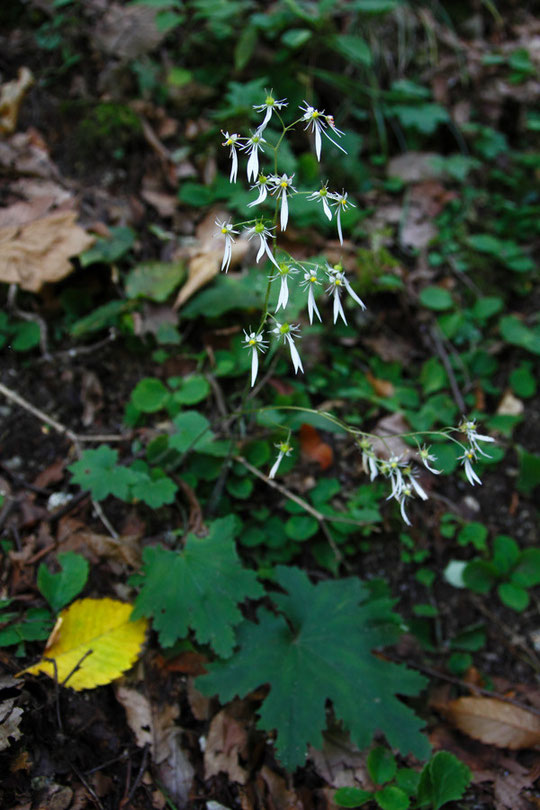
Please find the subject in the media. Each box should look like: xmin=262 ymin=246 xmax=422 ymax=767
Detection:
xmin=243 ymin=329 xmax=267 ymax=387
xmin=222 ymin=131 xmax=241 ymax=183
xmin=382 ymin=455 xmax=407 ymax=500
xmin=299 ymin=101 xmax=347 ymax=161
xmin=215 ymin=219 xmax=239 ymax=273
xmin=330 ymin=190 xmax=355 ymax=245
xmin=459 ymin=419 xmax=495 ymax=458
xmin=419 ymin=445 xmax=441 ymax=475
xmin=307 ymin=183 xmax=333 ymax=220
xmin=325 ymin=264 xmax=366 ymax=325
xmin=324 ymin=114 xmax=347 ymax=153
xmin=241 ymin=131 xmax=266 ymax=182
xmin=247 ymin=174 xmax=270 ymax=208
xmin=245 ymin=221 xmax=280 ymax=270
xmin=268 ymin=173 xmax=296 ymax=231
xmin=272 ymin=263 xmax=298 ymax=311
xmin=459 ymin=448 xmax=482 ymax=486
xmin=359 ymin=438 xmax=379 ymax=481
xmin=253 ymin=90 xmax=288 ymax=132
xmin=269 ymin=440 xmax=293 ymax=479
xmin=272 ymin=322 xmax=303 ymax=374
xmin=300 ymin=268 xmax=322 ymax=324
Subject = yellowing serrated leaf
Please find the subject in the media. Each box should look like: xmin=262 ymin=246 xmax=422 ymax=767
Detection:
xmin=19 ymin=598 xmax=147 ymax=690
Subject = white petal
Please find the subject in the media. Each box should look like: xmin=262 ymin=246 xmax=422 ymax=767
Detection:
xmin=400 ymin=498 xmax=412 ymax=526
xmin=369 ymin=456 xmax=378 ymax=481
xmin=264 ymin=241 xmax=281 ymax=270
xmin=276 ymin=277 xmax=289 ymax=311
xmin=315 ymin=126 xmax=322 ymax=161
xmin=259 ymin=106 xmax=272 ymax=131
xmin=333 ymin=289 xmax=347 ymax=325
xmin=344 ymin=278 xmax=367 ymax=310
xmin=308 ymin=286 xmax=322 ymax=324
xmin=221 ymin=239 xmax=232 ymax=272
xmin=286 ymin=335 xmax=304 ymax=373
xmin=247 ymin=148 xmax=259 ymax=182
xmin=256 ymin=237 xmax=265 ymax=263
xmin=322 ymin=196 xmax=332 ymax=220
xmin=247 ymin=186 xmax=267 ymax=208
xmin=230 ymin=149 xmax=238 ymax=183
xmin=280 ymin=191 xmax=289 ymax=231
xmin=323 ymin=130 xmax=348 ymax=154
xmin=250 ymin=347 xmax=259 ymax=387
xmin=336 ymin=207 xmax=343 ymax=245
xmin=410 ymin=476 xmax=428 ymax=501
xmin=269 ymin=451 xmax=283 ymax=479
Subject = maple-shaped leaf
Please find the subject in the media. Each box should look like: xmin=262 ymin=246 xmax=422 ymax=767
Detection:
xmin=132 ymin=517 xmax=264 ymax=656
xmin=68 ymin=446 xmax=139 ymax=501
xmin=197 ymin=566 xmax=429 ymax=771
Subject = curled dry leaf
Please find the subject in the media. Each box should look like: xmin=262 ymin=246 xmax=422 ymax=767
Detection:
xmin=445 ymin=697 xmax=540 ymax=750
xmin=300 ymin=424 xmax=333 ymax=471
xmin=173 ymin=208 xmax=248 ymax=309
xmin=0 ymin=211 xmax=95 ymax=292
xmin=0 ymin=67 xmax=34 ymax=135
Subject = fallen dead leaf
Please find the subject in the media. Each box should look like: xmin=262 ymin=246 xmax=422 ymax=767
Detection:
xmin=0 ymin=211 xmax=95 ymax=292
xmin=94 ymin=4 xmax=167 ymax=60
xmin=366 ymin=371 xmax=395 ymax=398
xmin=0 ymin=68 xmax=34 ymax=135
xmin=115 ymin=684 xmax=195 ymax=809
xmin=0 ymin=677 xmax=23 ymax=751
xmin=58 ymin=517 xmax=142 ymax=570
xmin=497 ymin=390 xmax=524 ymax=416
xmin=204 ymin=703 xmax=251 ymax=784
xmin=445 ymin=697 xmax=540 ymax=749
xmin=300 ymin=424 xmax=333 ymax=470
xmin=173 ymin=208 xmax=248 ymax=309
xmin=372 ymin=412 xmax=414 ymax=461
xmin=80 ymin=370 xmax=104 ymax=428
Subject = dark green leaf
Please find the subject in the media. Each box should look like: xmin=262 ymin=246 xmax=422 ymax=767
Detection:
xmin=367 ymin=746 xmax=397 ymax=785
xmin=37 ymin=552 xmax=89 ymax=614
xmin=125 ymin=261 xmax=185 ymax=302
xmin=497 ymin=582 xmax=529 ymax=612
xmin=334 ymin=787 xmax=373 ymax=807
xmin=131 ymin=378 xmax=170 ymax=412
xmin=417 ymin=751 xmax=471 ymax=810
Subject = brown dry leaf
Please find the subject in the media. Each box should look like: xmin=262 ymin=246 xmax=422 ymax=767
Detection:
xmin=80 ymin=370 xmax=104 ymax=427
xmin=0 ymin=129 xmax=60 ymax=179
xmin=58 ymin=517 xmax=141 ymax=569
xmin=0 ymin=677 xmax=23 ymax=751
xmin=94 ymin=4 xmax=167 ymax=61
xmin=366 ymin=371 xmax=395 ymax=398
xmin=300 ymin=424 xmax=334 ymax=470
xmin=372 ymin=412 xmax=413 ymax=461
xmin=497 ymin=390 xmax=524 ymax=416
xmin=0 ymin=211 xmax=95 ymax=292
xmin=173 ymin=208 xmax=248 ymax=309
xmin=309 ymin=730 xmax=370 ymax=789
xmin=115 ymin=684 xmax=195 ymax=809
xmin=204 ymin=704 xmax=250 ymax=784
xmin=445 ymin=697 xmax=540 ymax=749
xmin=0 ymin=68 xmax=34 ymax=135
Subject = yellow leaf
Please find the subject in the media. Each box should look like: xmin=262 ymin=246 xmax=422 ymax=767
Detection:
xmin=19 ymin=598 xmax=148 ymax=690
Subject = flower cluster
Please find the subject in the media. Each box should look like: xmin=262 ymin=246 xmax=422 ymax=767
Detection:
xmin=457 ymin=418 xmax=495 ymax=486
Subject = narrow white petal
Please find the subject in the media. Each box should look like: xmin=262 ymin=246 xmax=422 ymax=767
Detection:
xmin=261 ymin=107 xmax=272 ymax=130
xmin=369 ymin=456 xmax=378 ymax=481
xmin=344 ymin=278 xmax=367 ymax=310
xmin=247 ymin=148 xmax=258 ymax=182
xmin=256 ymin=237 xmax=265 ymax=263
xmin=269 ymin=451 xmax=283 ymax=479
xmin=247 ymin=186 xmax=267 ymax=208
xmin=277 ymin=277 xmax=289 ymax=311
xmin=323 ymin=130 xmax=348 ymax=154
xmin=465 ymin=459 xmax=482 ymax=486
xmin=400 ymin=498 xmax=412 ymax=526
xmin=286 ymin=335 xmax=303 ymax=373
xmin=221 ymin=239 xmax=232 ymax=272
xmin=336 ymin=208 xmax=343 ymax=245
xmin=410 ymin=477 xmax=428 ymax=501
xmin=315 ymin=126 xmax=322 ymax=161
xmin=264 ymin=241 xmax=281 ymax=270
xmin=251 ymin=347 xmax=258 ymax=387
xmin=322 ymin=196 xmax=332 ymax=220
xmin=308 ymin=286 xmax=322 ymax=323
xmin=333 ymin=289 xmax=347 ymax=325
xmin=280 ymin=191 xmax=289 ymax=231
xmin=230 ymin=149 xmax=238 ymax=183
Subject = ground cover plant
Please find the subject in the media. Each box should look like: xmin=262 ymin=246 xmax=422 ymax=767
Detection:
xmin=0 ymin=0 xmax=539 ymax=808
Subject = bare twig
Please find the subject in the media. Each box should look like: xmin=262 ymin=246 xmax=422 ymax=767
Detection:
xmin=428 ymin=325 xmax=466 ymax=412
xmin=119 ymin=743 xmax=150 ymax=808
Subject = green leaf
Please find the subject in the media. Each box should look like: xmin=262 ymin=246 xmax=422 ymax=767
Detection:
xmin=368 ymin=746 xmax=397 ymax=785
xmin=70 ymin=300 xmax=128 ymax=338
xmin=197 ymin=566 xmax=429 ymax=770
xmin=509 ymin=364 xmax=536 ymax=398
xmin=497 ymin=582 xmax=529 ymax=611
xmin=472 ymin=297 xmax=503 ymax=321
xmin=133 ymin=517 xmax=263 ymax=655
xmin=499 ymin=316 xmax=540 ymax=355
xmin=169 ymin=411 xmax=213 ymax=452
xmin=131 ymin=378 xmax=170 ymax=412
xmin=511 ymin=549 xmax=540 ymax=588
xmin=234 ymin=25 xmax=257 ymax=70
xmin=463 ymin=560 xmax=497 ymax=594
xmin=375 ymin=786 xmax=409 ymax=810
xmin=334 ymin=787 xmax=373 ymax=807
xmin=417 ymin=751 xmax=471 ymax=810
xmin=420 ymin=357 xmax=447 ymax=394
xmin=285 ymin=515 xmax=319 ymax=541
xmin=68 ymin=446 xmax=139 ymax=501
xmin=419 ymin=287 xmax=453 ymax=311
xmin=330 ymin=34 xmax=372 ymax=67
xmin=80 ymin=226 xmax=135 ymax=266
xmin=37 ymin=552 xmax=89 ymax=613
xmin=131 ymin=474 xmax=177 ymax=508
xmin=12 ymin=322 xmax=41 ymax=351
xmin=390 ymin=104 xmax=448 ymax=134
xmin=516 ymin=447 xmax=540 ymax=495
xmin=457 ymin=523 xmax=488 ymax=551
xmin=395 ymin=768 xmax=420 ymax=795
xmin=125 ymin=261 xmax=185 ymax=302
xmin=281 ymin=28 xmax=311 ymax=48
xmin=492 ymin=535 xmax=520 ymax=575
xmin=172 ymin=376 xmax=210 ymax=405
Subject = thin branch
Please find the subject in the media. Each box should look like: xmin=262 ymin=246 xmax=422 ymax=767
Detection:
xmin=428 ymin=325 xmax=466 ymax=413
